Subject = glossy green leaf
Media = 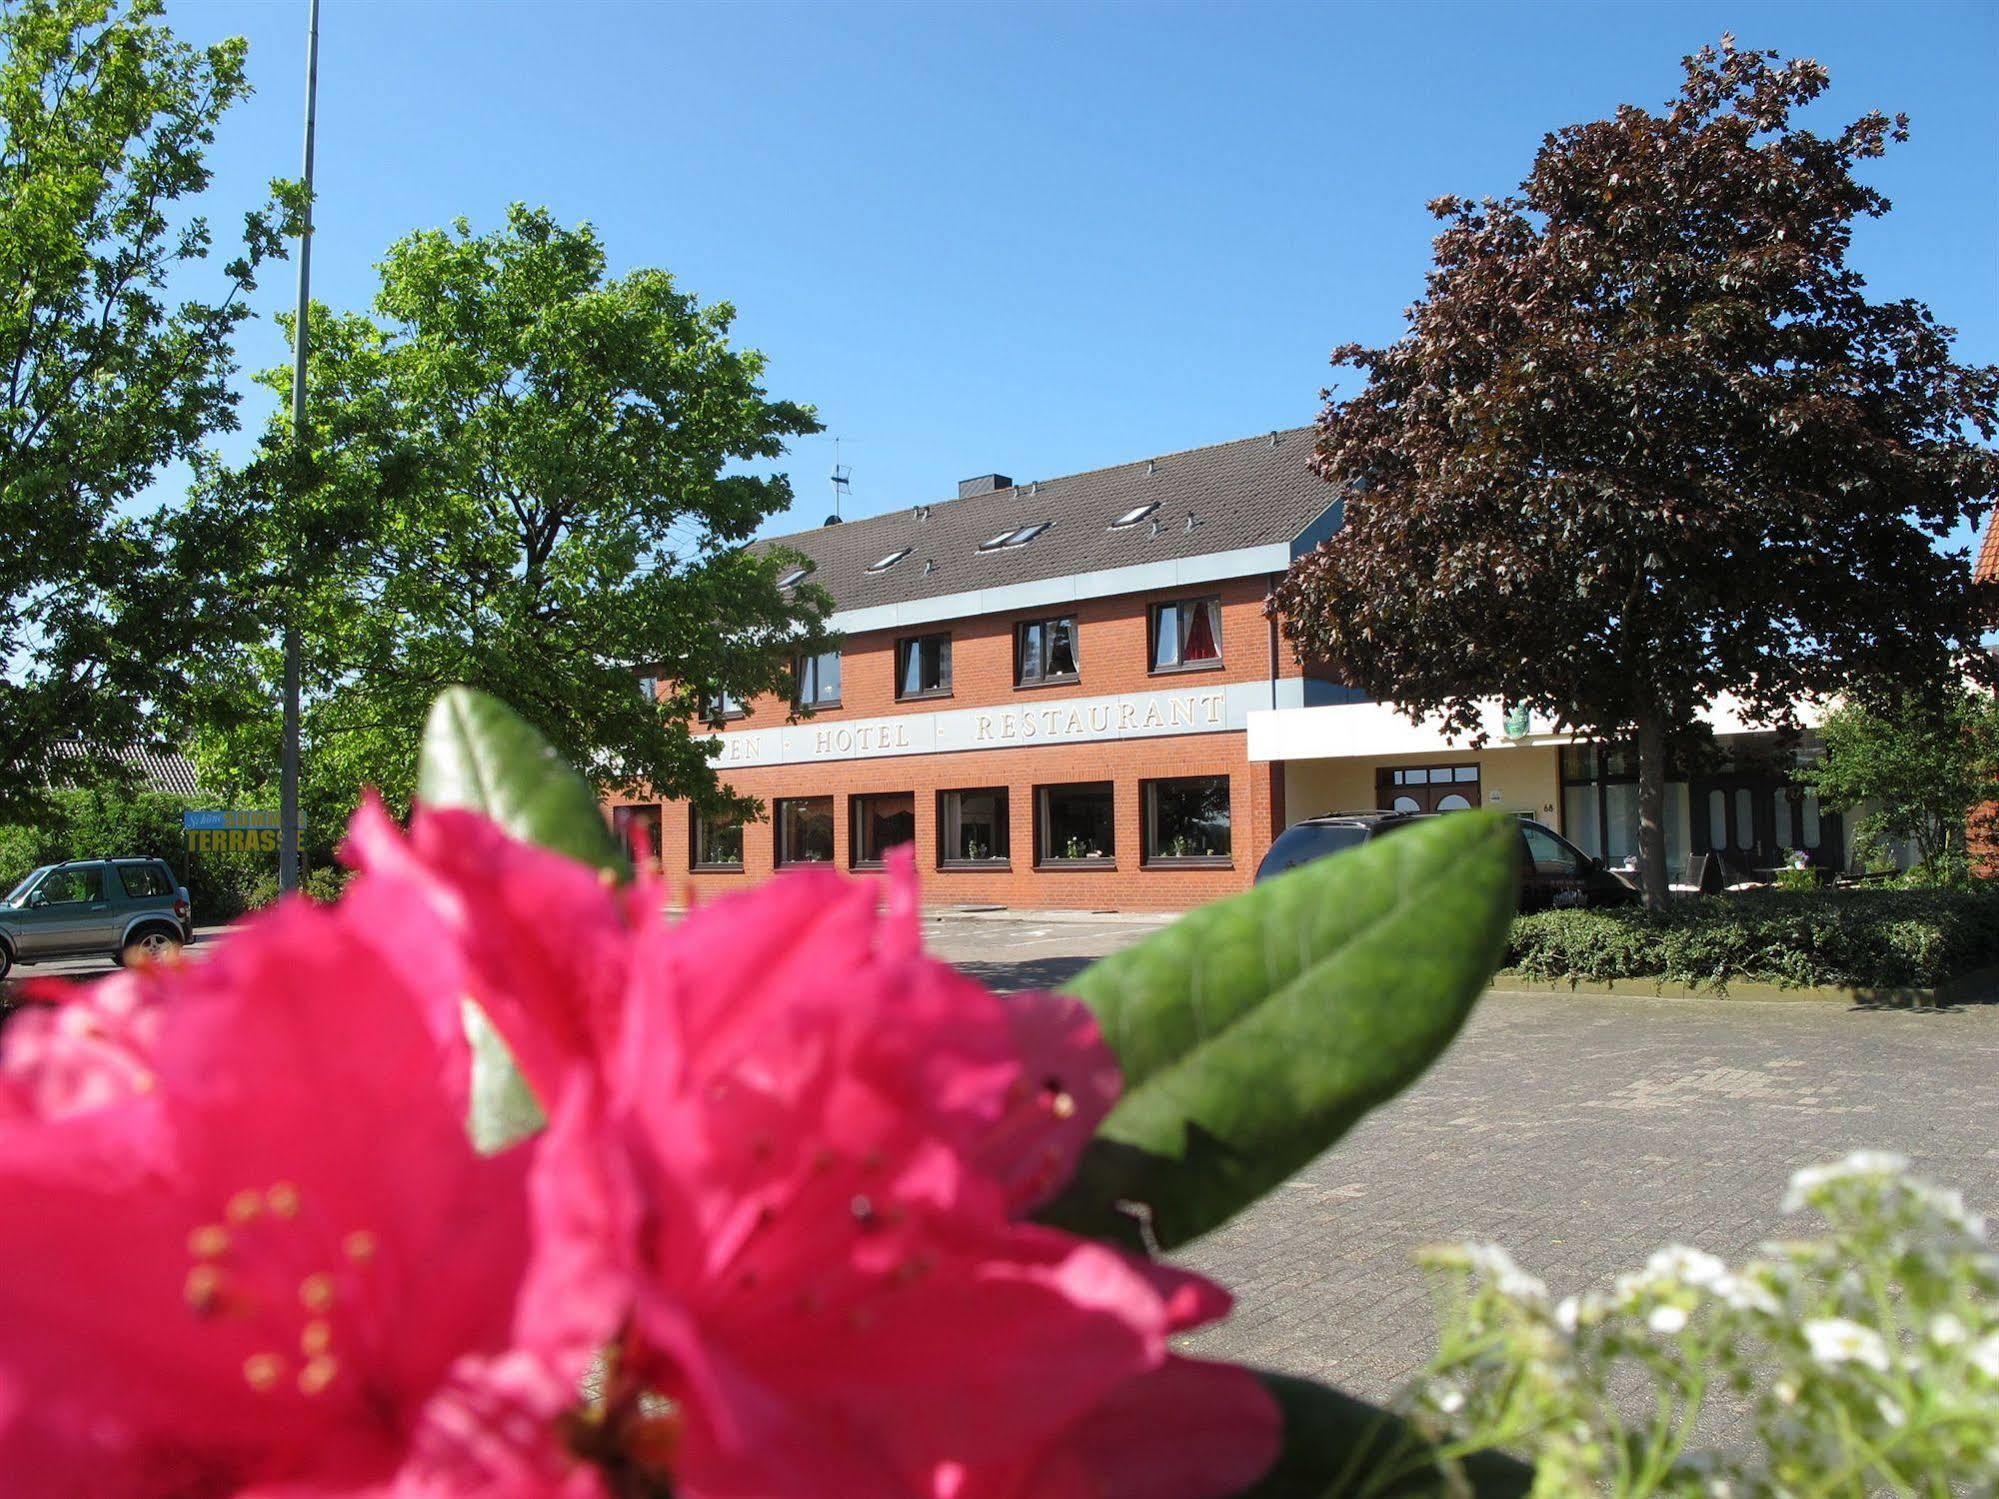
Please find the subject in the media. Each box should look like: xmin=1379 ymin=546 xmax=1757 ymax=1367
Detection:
xmin=1039 ymin=812 xmax=1516 ymax=1251
xmin=416 ymin=686 xmax=626 ymax=877
xmin=1241 ymin=1372 xmax=1533 ymax=1498
xmin=416 ymin=686 xmax=624 ymax=1150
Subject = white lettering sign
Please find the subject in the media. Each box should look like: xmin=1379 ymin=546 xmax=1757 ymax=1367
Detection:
xmin=698 ymin=683 xmax=1258 ymax=768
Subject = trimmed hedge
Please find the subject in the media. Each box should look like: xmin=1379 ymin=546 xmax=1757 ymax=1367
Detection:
xmin=1506 ymin=887 xmax=1999 ymax=992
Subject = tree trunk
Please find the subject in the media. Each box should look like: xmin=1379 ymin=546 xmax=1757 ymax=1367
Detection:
xmin=1635 ymin=711 xmax=1670 ymax=911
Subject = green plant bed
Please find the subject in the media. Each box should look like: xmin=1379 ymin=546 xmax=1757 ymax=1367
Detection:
xmin=1506 ymin=886 xmax=1999 ymax=992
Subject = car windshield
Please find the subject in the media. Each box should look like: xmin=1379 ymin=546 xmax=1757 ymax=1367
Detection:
xmin=4 ymin=866 xmax=52 ymax=907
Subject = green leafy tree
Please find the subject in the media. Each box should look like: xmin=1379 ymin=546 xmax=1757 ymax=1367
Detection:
xmin=1807 ymin=692 xmax=1999 ymax=878
xmin=192 ymin=206 xmax=829 ymax=820
xmin=0 ymin=0 xmax=295 ymax=816
xmin=1272 ymin=38 xmax=1999 ymax=909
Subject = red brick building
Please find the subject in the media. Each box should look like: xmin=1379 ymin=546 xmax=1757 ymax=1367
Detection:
xmin=615 ymin=430 xmax=1345 ymax=910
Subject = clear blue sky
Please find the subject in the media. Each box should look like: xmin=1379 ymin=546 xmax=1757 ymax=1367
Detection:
xmin=174 ymin=0 xmax=1997 ymax=551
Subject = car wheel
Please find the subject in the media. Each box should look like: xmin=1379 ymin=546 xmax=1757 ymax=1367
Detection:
xmin=122 ymin=927 xmax=182 ymax=968
xmin=0 ymin=944 xmax=11 ymax=982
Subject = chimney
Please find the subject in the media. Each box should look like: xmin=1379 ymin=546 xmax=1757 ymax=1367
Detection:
xmin=957 ymin=473 xmax=1013 ymax=499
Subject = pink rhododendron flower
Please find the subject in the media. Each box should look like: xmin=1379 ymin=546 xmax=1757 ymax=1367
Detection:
xmin=0 ymin=896 xmax=616 ymax=1498
xmin=349 ymin=805 xmax=1280 ymax=1498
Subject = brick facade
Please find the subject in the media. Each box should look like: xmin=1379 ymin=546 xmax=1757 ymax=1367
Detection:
xmin=612 ymin=577 xmax=1296 ymax=910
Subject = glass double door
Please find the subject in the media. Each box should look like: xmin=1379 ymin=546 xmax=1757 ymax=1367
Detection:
xmin=1690 ymin=777 xmax=1841 ymax=876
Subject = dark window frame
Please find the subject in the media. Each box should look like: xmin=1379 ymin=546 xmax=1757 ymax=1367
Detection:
xmin=1033 ymin=781 xmax=1117 ymax=869
xmin=850 ymin=791 xmax=917 ymax=870
xmin=1013 ymin=614 xmax=1080 ymax=689
xmin=689 ymin=808 xmax=746 ymax=872
xmin=773 ymin=795 xmax=836 ymax=867
xmin=1141 ymin=775 xmax=1234 ymax=867
xmin=937 ymin=787 xmax=1010 ymax=869
xmin=1147 ymin=595 xmax=1225 ymax=675
xmin=894 ymin=632 xmax=953 ymax=701
xmin=702 ymin=687 xmax=748 ymax=725
xmin=795 ymin=648 xmax=842 ymax=709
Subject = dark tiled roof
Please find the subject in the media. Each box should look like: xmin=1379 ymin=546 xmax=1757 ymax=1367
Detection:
xmin=1977 ymin=508 xmax=1999 ymax=585
xmin=43 ymin=741 xmax=204 ymax=798
xmin=760 ymin=428 xmax=1335 ymax=614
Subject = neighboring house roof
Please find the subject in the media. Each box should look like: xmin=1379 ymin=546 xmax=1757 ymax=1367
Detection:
xmin=758 ymin=428 xmax=1339 ymax=623
xmin=1976 ymin=508 xmax=1999 ymax=585
xmin=43 ymin=741 xmax=204 ymax=798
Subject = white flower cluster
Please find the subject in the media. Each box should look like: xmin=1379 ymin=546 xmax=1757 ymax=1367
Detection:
xmin=1408 ymin=1152 xmax=1999 ymax=1494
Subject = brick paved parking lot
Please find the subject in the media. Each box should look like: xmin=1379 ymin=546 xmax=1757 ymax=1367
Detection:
xmin=925 ymin=912 xmax=1999 ymax=1402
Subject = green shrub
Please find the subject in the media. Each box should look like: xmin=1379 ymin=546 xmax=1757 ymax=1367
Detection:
xmin=1506 ymin=886 xmax=1999 ymax=990
xmin=242 ymin=865 xmax=351 ymax=911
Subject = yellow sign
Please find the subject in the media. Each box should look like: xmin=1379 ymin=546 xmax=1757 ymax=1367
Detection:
xmin=182 ymin=809 xmax=284 ymax=854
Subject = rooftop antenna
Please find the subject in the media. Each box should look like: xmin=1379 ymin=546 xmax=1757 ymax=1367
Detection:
xmin=829 ymin=437 xmax=852 ymax=522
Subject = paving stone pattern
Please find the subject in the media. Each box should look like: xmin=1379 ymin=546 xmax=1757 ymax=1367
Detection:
xmin=924 ymin=916 xmax=1999 ymax=1403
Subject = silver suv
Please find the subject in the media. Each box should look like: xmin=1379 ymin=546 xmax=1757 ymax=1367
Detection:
xmin=0 ymin=859 xmax=194 ymax=981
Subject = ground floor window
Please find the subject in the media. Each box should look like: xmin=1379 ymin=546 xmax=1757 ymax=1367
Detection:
xmin=611 ymin=804 xmax=663 ymax=862
xmin=939 ymin=788 xmax=1008 ymax=866
xmin=1036 ymin=782 xmax=1114 ymax=866
xmin=774 ymin=796 xmax=834 ymax=866
xmin=1560 ymin=746 xmax=1690 ymax=876
xmin=851 ymin=792 xmax=915 ymax=867
xmin=1143 ymin=776 xmax=1232 ymax=863
xmin=691 ymin=810 xmax=744 ymax=870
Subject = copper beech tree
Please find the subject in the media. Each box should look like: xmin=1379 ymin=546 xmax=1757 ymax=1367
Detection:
xmin=1272 ymin=38 xmax=1999 ymax=908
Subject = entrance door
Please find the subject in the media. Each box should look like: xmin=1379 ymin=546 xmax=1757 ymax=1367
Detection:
xmin=1691 ymin=778 xmax=1842 ymax=878
xmin=1378 ymin=764 xmax=1481 ymax=814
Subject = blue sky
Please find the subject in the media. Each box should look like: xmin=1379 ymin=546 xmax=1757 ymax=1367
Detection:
xmin=174 ymin=0 xmax=1997 ymax=551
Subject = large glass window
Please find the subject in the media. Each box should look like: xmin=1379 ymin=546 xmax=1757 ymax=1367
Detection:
xmin=1036 ymin=783 xmax=1115 ymax=865
xmin=851 ymin=792 xmax=915 ymax=868
xmin=797 ymin=649 xmax=841 ymax=707
xmin=1149 ymin=596 xmax=1222 ymax=672
xmin=1563 ymin=742 xmax=1687 ymax=875
xmin=1015 ymin=616 xmax=1079 ymax=686
xmin=774 ymin=797 xmax=834 ymax=865
xmin=610 ymin=804 xmax=663 ymax=863
xmin=1143 ymin=777 xmax=1232 ymax=863
xmin=704 ymin=688 xmax=746 ymax=723
xmin=691 ymin=810 xmax=745 ymax=870
xmin=939 ymin=788 xmax=1009 ymax=866
xmin=895 ymin=633 xmax=952 ymax=700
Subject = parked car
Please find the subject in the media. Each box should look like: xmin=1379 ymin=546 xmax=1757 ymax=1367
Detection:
xmin=1254 ymin=809 xmax=1639 ymax=911
xmin=0 ymin=858 xmax=194 ymax=981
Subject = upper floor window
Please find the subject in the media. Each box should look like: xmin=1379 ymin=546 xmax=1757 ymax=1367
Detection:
xmin=637 ymin=674 xmax=659 ymax=704
xmin=703 ymin=688 xmax=747 ymax=723
xmin=896 ymin=633 xmax=952 ymax=700
xmin=1149 ymin=596 xmax=1222 ymax=672
xmin=1015 ymin=616 xmax=1079 ymax=686
xmin=797 ymin=649 xmax=841 ymax=707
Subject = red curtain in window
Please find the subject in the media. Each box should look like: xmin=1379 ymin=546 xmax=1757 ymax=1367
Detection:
xmin=1182 ymin=600 xmax=1219 ymax=661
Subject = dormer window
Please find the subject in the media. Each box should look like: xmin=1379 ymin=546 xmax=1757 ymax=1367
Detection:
xmin=867 ymin=548 xmax=912 ymax=573
xmin=1110 ymin=502 xmax=1158 ymax=529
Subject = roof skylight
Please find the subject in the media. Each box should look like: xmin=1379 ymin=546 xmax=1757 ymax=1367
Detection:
xmin=1109 ymin=502 xmax=1159 ymax=529
xmin=977 ymin=522 xmax=1051 ymax=553
xmin=776 ymin=565 xmax=812 ymax=588
xmin=866 ymin=548 xmax=912 ymax=573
